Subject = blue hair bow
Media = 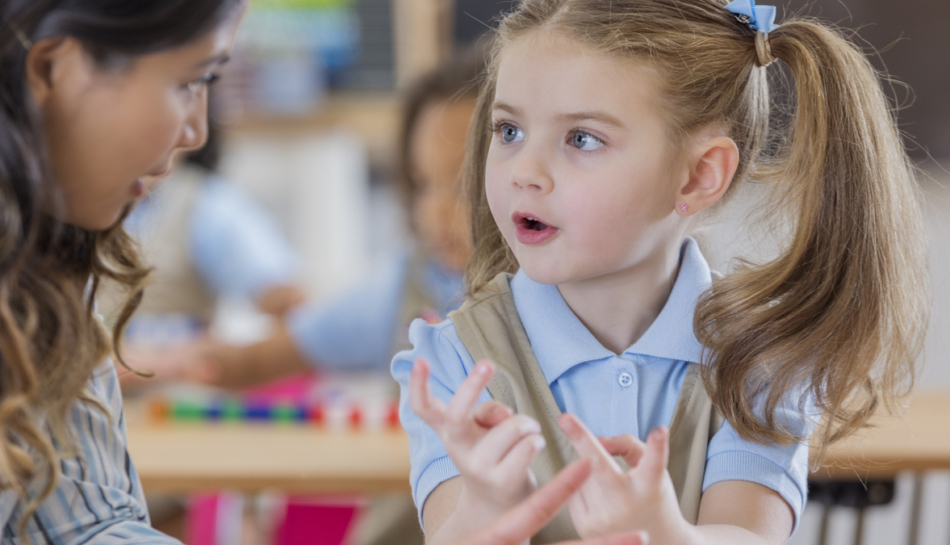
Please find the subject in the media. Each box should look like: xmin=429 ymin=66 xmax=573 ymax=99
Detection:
xmin=725 ymin=0 xmax=778 ymax=34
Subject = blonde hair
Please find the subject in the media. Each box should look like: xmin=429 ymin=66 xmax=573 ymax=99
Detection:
xmin=462 ymin=0 xmax=930 ymax=451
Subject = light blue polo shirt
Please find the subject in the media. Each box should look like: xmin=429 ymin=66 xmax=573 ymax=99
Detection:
xmin=391 ymin=239 xmax=815 ymax=531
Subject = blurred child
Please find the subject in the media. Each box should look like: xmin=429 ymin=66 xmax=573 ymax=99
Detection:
xmin=183 ymin=52 xmax=484 ymax=393
xmin=178 ymin=52 xmax=486 ymax=545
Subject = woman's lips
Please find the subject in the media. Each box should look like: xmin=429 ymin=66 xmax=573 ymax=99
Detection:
xmin=512 ymin=211 xmax=559 ymax=245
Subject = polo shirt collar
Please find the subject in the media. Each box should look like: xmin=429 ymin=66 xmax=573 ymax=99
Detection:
xmin=509 ymin=238 xmax=711 ymax=385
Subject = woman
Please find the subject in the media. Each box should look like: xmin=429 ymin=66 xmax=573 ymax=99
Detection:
xmin=0 ymin=1 xmax=644 ymax=543
xmin=0 ymin=1 xmax=245 ymax=540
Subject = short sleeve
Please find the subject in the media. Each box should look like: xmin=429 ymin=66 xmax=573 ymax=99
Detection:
xmin=0 ymin=362 xmax=182 ymax=544
xmin=390 ymin=318 xmax=492 ymax=526
xmin=286 ymin=256 xmax=409 ymax=370
xmin=702 ymin=390 xmax=817 ymax=533
xmin=189 ymin=178 xmax=299 ymax=299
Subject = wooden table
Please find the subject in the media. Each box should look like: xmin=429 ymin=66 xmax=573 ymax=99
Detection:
xmin=126 ymin=422 xmax=412 ymax=495
xmin=816 ymin=392 xmax=950 ymax=479
xmin=126 ymin=392 xmax=950 ymax=545
xmin=807 ymin=392 xmax=950 ymax=545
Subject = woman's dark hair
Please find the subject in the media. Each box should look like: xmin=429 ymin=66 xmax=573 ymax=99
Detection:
xmin=0 ymin=0 xmax=243 ymax=533
xmin=395 ymin=48 xmax=486 ymax=224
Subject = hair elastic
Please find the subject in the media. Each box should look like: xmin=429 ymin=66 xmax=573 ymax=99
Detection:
xmin=9 ymin=25 xmax=32 ymax=50
xmin=725 ymin=0 xmax=778 ymax=67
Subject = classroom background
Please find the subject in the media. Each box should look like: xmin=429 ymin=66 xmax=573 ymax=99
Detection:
xmin=122 ymin=1 xmax=950 ymax=544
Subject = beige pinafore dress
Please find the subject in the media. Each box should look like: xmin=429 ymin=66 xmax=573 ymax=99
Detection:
xmin=448 ymin=273 xmax=723 ymax=543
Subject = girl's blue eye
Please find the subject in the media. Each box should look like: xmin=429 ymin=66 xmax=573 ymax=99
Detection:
xmin=570 ymin=131 xmax=604 ymax=151
xmin=500 ymin=124 xmax=526 ymax=144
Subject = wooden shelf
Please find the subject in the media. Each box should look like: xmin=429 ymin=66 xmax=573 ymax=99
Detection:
xmin=224 ymin=93 xmax=402 ymax=165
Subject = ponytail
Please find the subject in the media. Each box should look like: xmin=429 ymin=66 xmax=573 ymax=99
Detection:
xmin=695 ymin=19 xmax=930 ymax=451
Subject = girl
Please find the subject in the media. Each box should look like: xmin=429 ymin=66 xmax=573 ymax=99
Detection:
xmin=0 ymin=0 xmax=245 ymax=540
xmin=393 ymin=0 xmax=930 ymax=543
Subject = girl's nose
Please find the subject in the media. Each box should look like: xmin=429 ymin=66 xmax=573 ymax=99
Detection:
xmin=510 ymin=145 xmax=554 ymax=193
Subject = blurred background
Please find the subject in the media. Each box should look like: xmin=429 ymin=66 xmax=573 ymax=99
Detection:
xmin=117 ymin=0 xmax=950 ymax=544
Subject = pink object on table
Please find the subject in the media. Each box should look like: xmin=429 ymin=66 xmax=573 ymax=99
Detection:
xmin=275 ymin=501 xmax=358 ymax=545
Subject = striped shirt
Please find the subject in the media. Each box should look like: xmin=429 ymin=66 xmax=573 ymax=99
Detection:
xmin=0 ymin=362 xmax=180 ymax=544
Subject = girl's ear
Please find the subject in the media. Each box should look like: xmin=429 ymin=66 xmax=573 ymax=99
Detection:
xmin=675 ymin=135 xmax=739 ymax=216
xmin=25 ymin=37 xmax=86 ymax=110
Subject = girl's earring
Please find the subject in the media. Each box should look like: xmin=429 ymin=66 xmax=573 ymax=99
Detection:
xmin=678 ymin=203 xmax=689 ymax=213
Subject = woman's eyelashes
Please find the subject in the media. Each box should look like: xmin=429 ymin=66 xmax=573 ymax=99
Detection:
xmin=184 ymin=73 xmax=221 ymax=94
xmin=491 ymin=121 xmax=606 ymax=152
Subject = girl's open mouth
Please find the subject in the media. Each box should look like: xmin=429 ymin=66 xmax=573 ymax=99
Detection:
xmin=512 ymin=212 xmax=559 ymax=245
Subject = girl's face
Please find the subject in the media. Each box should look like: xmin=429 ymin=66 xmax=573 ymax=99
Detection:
xmin=486 ymin=32 xmax=687 ymax=286
xmin=410 ymin=98 xmax=476 ymax=271
xmin=29 ymin=11 xmax=245 ymax=231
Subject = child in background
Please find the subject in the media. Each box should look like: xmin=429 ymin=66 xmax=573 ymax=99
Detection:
xmin=394 ymin=1 xmax=929 ymax=544
xmin=183 ymin=51 xmax=485 ymax=392
xmin=178 ymin=52 xmax=485 ymax=545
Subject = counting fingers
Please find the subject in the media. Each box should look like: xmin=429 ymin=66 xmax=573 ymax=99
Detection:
xmin=599 ymin=434 xmax=647 ymax=469
xmin=473 ymin=400 xmax=513 ymax=428
xmin=445 ymin=360 xmax=495 ymax=428
xmin=637 ymin=427 xmax=670 ymax=485
xmin=473 ymin=414 xmax=542 ymax=467
xmin=409 ymin=358 xmax=448 ymax=428
xmin=558 ymin=413 xmax=623 ymax=474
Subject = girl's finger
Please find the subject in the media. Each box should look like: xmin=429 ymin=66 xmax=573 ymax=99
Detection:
xmin=557 ymin=413 xmax=623 ymax=474
xmin=445 ymin=360 xmax=495 ymax=425
xmin=473 ymin=400 xmax=513 ymax=428
xmin=599 ymin=434 xmax=647 ymax=469
xmin=638 ymin=426 xmax=671 ymax=484
xmin=466 ymin=458 xmax=593 ymax=545
xmin=473 ymin=414 xmax=542 ymax=466
xmin=491 ymin=430 xmax=546 ymax=481
xmin=409 ymin=359 xmax=447 ymax=427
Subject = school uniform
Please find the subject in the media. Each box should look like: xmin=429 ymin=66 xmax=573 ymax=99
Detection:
xmin=392 ymin=238 xmax=814 ymax=541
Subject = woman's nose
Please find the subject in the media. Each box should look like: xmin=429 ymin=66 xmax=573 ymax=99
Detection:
xmin=177 ymin=100 xmax=209 ymax=152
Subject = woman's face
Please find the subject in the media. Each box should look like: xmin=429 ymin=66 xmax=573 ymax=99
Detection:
xmin=28 ymin=11 xmax=245 ymax=231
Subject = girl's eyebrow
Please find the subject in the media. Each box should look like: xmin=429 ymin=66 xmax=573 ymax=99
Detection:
xmin=492 ymin=102 xmax=626 ymax=130
xmin=557 ymin=111 xmax=626 ymax=129
xmin=492 ymin=101 xmax=524 ymax=117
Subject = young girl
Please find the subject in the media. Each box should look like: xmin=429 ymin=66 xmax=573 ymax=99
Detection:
xmin=393 ymin=0 xmax=930 ymax=543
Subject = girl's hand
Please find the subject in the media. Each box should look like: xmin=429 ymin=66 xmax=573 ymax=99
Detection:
xmin=410 ymin=358 xmax=546 ymax=522
xmin=558 ymin=414 xmax=689 ymax=542
xmin=461 ymin=457 xmax=649 ymax=545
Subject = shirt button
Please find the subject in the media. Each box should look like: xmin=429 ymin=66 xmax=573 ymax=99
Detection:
xmin=618 ymin=371 xmax=634 ymax=388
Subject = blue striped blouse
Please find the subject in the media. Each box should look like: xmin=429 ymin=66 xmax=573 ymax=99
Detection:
xmin=0 ymin=362 xmax=180 ymax=544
